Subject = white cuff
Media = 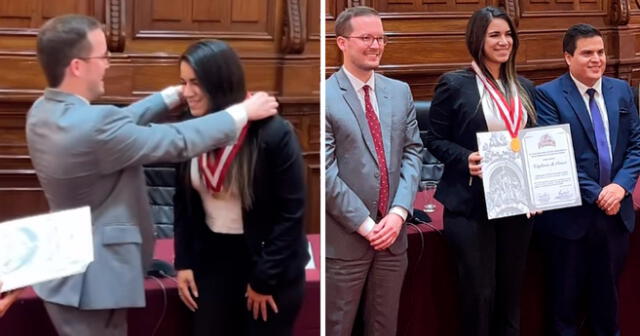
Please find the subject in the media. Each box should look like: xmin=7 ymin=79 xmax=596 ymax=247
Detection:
xmin=160 ymin=85 xmax=182 ymax=109
xmin=226 ymin=103 xmax=248 ymax=139
xmin=357 ymin=217 xmax=375 ymax=236
xmin=389 ymin=206 xmax=408 ymax=221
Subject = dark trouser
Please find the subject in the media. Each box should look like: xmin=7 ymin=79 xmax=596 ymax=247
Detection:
xmin=444 ymin=209 xmax=533 ymax=336
xmin=541 ymin=212 xmax=629 ymax=336
xmin=44 ymin=302 xmax=127 ymax=336
xmin=246 ymin=268 xmax=306 ymax=336
xmin=192 ymin=232 xmax=250 ymax=336
xmin=325 ymin=249 xmax=408 ymax=336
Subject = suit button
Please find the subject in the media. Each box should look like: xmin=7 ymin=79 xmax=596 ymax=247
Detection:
xmin=261 ymin=241 xmax=265 ymax=247
xmin=374 ymin=172 xmax=379 ymax=178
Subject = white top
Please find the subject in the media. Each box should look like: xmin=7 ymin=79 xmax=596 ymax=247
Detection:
xmin=190 ymin=157 xmax=244 ymax=234
xmin=569 ymin=74 xmax=612 ymax=160
xmin=476 ymin=76 xmax=528 ymax=132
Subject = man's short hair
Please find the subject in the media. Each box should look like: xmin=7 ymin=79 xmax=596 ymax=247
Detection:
xmin=37 ymin=14 xmax=102 ymax=87
xmin=563 ymin=23 xmax=602 ymax=56
xmin=334 ymin=6 xmax=379 ymax=37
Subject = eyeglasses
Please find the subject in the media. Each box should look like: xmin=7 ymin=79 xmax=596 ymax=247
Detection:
xmin=342 ymin=35 xmax=389 ymax=46
xmin=78 ymin=51 xmax=111 ymax=61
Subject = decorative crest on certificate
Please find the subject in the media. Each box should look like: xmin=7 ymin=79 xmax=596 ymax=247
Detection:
xmin=0 ymin=206 xmax=93 ymax=292
xmin=476 ymin=124 xmax=582 ymax=219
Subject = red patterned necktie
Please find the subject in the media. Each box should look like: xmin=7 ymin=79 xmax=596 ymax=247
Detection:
xmin=362 ymin=85 xmax=389 ymax=216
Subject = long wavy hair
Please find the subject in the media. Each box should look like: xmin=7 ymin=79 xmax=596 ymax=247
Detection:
xmin=180 ymin=40 xmax=257 ymax=210
xmin=465 ymin=7 xmax=535 ymax=123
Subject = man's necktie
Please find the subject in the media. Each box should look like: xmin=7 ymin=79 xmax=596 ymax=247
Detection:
xmin=586 ymin=88 xmax=611 ymax=186
xmin=363 ymin=85 xmax=389 ymax=216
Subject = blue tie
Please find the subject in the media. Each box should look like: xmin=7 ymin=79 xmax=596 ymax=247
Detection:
xmin=586 ymin=88 xmax=611 ymax=186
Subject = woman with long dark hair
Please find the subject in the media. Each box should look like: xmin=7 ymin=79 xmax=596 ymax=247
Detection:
xmin=172 ymin=40 xmax=309 ymax=336
xmin=425 ymin=7 xmax=536 ymax=336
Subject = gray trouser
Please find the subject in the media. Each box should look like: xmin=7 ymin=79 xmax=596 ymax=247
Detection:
xmin=44 ymin=301 xmax=127 ymax=336
xmin=326 ymin=249 xmax=408 ymax=336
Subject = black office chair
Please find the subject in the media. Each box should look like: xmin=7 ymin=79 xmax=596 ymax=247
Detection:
xmin=144 ymin=163 xmax=177 ymax=238
xmin=411 ymin=101 xmax=444 ymax=225
xmin=415 ymin=101 xmax=443 ymax=193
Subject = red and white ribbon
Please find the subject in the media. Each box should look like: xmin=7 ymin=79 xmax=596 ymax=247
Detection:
xmin=199 ymin=123 xmax=250 ymax=193
xmin=471 ymin=61 xmax=523 ymax=140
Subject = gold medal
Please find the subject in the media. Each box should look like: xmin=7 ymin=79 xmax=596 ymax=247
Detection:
xmin=511 ymin=137 xmax=521 ymax=152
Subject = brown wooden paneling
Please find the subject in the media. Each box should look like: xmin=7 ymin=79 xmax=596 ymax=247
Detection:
xmin=0 ymin=0 xmax=94 ymax=29
xmin=151 ymin=0 xmax=183 ymax=21
xmin=304 ymin=153 xmax=320 ymax=234
xmin=0 ymin=189 xmax=48 ymax=220
xmin=0 ymin=0 xmax=320 ymax=233
xmin=134 ymin=0 xmax=272 ymax=38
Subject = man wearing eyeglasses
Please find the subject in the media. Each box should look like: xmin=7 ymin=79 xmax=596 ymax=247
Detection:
xmin=325 ymin=6 xmax=422 ymax=336
xmin=25 ymin=14 xmax=278 ymax=335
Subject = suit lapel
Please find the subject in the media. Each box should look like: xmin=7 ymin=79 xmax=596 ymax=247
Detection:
xmin=601 ymin=77 xmax=619 ymax=153
xmin=374 ymin=74 xmax=392 ymax=164
xmin=561 ymin=74 xmax=597 ymax=151
xmin=467 ymin=72 xmax=489 ymax=134
xmin=336 ymin=69 xmax=379 ymax=164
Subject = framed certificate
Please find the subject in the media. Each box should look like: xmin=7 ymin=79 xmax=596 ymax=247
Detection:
xmin=476 ymin=124 xmax=582 ymax=219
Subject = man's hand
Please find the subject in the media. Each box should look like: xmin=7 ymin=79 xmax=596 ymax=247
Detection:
xmin=468 ymin=152 xmax=483 ymax=178
xmin=176 ymin=270 xmax=199 ymax=312
xmin=369 ymin=213 xmax=404 ymax=251
xmin=246 ymin=284 xmax=278 ymax=322
xmin=526 ymin=210 xmax=543 ymax=219
xmin=596 ymin=183 xmax=625 ymax=214
xmin=242 ymin=92 xmax=279 ymax=121
xmin=605 ymin=202 xmax=621 ymax=216
xmin=0 ymin=282 xmax=25 ymax=318
xmin=176 ymin=84 xmax=185 ymax=103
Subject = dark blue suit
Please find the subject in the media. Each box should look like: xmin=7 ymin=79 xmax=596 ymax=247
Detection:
xmin=535 ymin=73 xmax=640 ymax=336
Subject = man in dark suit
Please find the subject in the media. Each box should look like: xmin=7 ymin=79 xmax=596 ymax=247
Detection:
xmin=535 ymin=23 xmax=640 ymax=336
xmin=325 ymin=6 xmax=423 ymax=336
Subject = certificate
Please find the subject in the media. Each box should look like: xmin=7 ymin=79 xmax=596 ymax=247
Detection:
xmin=476 ymin=124 xmax=582 ymax=219
xmin=0 ymin=207 xmax=94 ymax=293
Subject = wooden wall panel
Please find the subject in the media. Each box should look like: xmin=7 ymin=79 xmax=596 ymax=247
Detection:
xmin=192 ymin=1 xmax=223 ymax=23
xmin=0 ymin=0 xmax=320 ymax=234
xmin=0 ymin=0 xmax=94 ymax=29
xmin=134 ymin=0 xmax=272 ymax=38
xmin=375 ymin=0 xmax=492 ymax=12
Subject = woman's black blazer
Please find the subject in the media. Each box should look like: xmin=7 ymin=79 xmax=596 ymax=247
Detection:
xmin=425 ymin=68 xmax=536 ymax=217
xmin=173 ymin=115 xmax=310 ymax=295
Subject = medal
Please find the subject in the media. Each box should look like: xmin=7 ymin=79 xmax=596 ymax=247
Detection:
xmin=471 ymin=61 xmax=524 ymax=153
xmin=510 ymin=137 xmax=521 ymax=152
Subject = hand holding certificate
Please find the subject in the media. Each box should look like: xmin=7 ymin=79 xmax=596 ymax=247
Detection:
xmin=476 ymin=124 xmax=582 ymax=219
xmin=0 ymin=207 xmax=93 ymax=293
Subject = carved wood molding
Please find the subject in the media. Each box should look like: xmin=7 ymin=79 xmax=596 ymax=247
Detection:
xmin=502 ymin=0 xmax=520 ymax=28
xmin=282 ymin=0 xmax=307 ymax=54
xmin=613 ymin=0 xmax=631 ymax=25
xmin=348 ymin=0 xmax=367 ymax=7
xmin=105 ymin=0 xmax=126 ymax=52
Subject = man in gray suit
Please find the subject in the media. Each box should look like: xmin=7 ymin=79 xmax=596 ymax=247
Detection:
xmin=325 ymin=6 xmax=423 ymax=336
xmin=26 ymin=15 xmax=278 ymax=335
